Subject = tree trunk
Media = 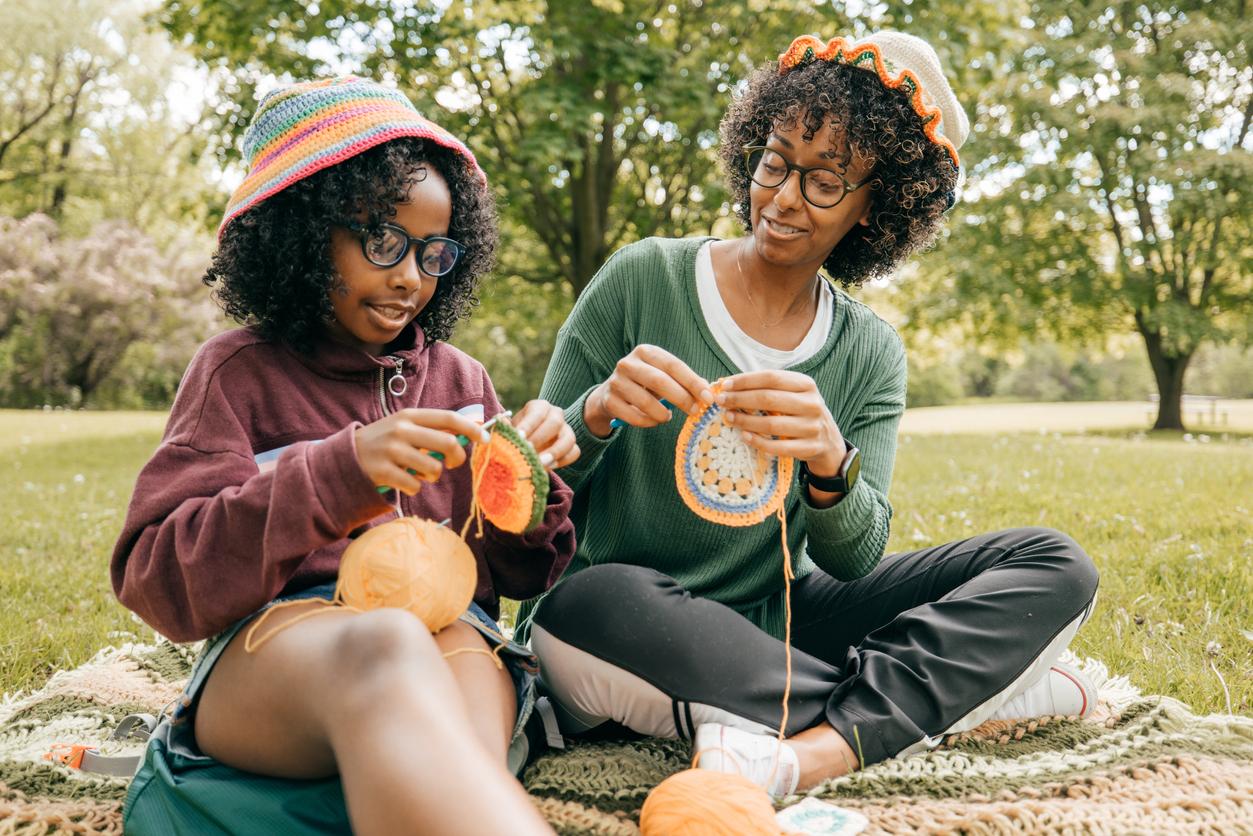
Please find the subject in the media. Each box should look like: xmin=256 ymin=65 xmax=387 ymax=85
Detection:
xmin=48 ymin=111 xmax=79 ymax=216
xmin=1137 ymin=315 xmax=1191 ymax=431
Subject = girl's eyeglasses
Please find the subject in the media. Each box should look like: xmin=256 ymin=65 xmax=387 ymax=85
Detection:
xmin=346 ymin=222 xmax=464 ymax=277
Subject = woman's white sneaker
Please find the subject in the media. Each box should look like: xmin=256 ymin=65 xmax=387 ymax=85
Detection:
xmin=692 ymin=723 xmax=800 ymax=799
xmin=991 ymin=662 xmax=1096 ymax=721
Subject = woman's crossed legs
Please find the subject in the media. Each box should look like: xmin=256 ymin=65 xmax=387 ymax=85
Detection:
xmin=531 ymin=526 xmax=1099 ymax=792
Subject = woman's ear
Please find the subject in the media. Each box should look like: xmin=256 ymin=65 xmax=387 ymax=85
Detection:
xmin=858 ymin=206 xmax=873 ymax=227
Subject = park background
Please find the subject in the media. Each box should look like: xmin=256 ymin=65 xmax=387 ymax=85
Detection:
xmin=1 ymin=0 xmax=1249 ymax=719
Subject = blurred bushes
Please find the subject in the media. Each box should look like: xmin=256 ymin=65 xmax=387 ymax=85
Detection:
xmin=0 ymin=214 xmax=220 ymax=409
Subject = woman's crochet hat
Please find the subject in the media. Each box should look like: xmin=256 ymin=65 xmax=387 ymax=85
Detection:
xmin=778 ymin=32 xmax=969 ymax=173
xmin=218 ymin=76 xmax=484 ymax=239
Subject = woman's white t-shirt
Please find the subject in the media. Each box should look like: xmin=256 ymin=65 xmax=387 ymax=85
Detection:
xmin=694 ymin=241 xmax=833 ymax=373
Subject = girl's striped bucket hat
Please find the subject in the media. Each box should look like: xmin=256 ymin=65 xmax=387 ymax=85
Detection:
xmin=218 ymin=76 xmax=484 ymax=239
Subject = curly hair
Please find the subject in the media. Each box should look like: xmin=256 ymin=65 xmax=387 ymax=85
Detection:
xmin=205 ymin=138 xmax=498 ymax=350
xmin=719 ymin=59 xmax=959 ymax=287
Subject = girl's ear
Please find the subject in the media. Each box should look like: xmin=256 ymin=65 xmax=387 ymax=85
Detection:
xmin=858 ymin=206 xmax=873 ymax=227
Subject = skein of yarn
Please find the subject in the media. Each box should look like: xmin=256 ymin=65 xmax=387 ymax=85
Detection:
xmin=640 ymin=769 xmax=782 ymax=836
xmin=338 ymin=516 xmax=477 ymax=632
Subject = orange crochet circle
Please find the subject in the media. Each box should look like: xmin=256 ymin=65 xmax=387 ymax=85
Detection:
xmin=470 ymin=422 xmax=547 ymax=534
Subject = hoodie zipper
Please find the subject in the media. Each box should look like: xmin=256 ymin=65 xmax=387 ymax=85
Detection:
xmin=378 ymin=355 xmax=406 ymax=516
xmin=377 ymin=355 xmax=406 ymax=416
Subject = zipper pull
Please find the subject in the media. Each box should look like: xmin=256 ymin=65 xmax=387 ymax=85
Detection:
xmin=386 ymin=356 xmax=407 ymax=397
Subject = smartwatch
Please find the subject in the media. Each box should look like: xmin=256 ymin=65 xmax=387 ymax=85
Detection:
xmin=799 ymin=446 xmax=861 ymax=494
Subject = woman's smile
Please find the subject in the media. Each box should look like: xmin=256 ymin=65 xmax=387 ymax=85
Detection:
xmin=760 ymin=214 xmax=808 ymax=239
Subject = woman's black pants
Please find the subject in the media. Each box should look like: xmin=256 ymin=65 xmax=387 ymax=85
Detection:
xmin=529 ymin=527 xmax=1099 ymax=765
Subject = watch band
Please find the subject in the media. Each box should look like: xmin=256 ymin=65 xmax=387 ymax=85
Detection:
xmin=799 ymin=446 xmax=860 ymax=494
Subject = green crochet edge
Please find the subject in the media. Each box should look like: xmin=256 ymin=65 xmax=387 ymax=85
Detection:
xmin=490 ymin=420 xmax=549 ymax=533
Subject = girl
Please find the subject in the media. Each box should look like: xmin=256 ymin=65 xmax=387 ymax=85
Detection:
xmin=111 ymin=77 xmax=575 ymax=835
xmin=518 ymin=32 xmax=1099 ymax=798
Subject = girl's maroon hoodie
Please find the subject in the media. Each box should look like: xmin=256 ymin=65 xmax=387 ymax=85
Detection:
xmin=111 ymin=323 xmax=575 ymax=643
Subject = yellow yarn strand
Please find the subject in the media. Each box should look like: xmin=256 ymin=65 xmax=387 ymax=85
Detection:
xmin=774 ymin=502 xmax=794 ymax=771
xmin=654 ymin=388 xmax=802 ymax=833
xmin=243 ymin=598 xmax=361 ymax=653
xmin=441 ymin=645 xmax=505 ymax=670
xmin=460 ymin=431 xmax=496 ymax=542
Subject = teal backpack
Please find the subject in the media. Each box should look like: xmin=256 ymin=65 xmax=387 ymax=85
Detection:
xmin=123 ymin=713 xmax=351 ymax=835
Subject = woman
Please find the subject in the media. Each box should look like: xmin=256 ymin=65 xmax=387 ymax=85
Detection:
xmin=515 ymin=32 xmax=1099 ymax=798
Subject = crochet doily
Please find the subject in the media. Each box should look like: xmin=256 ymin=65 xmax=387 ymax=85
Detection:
xmin=674 ymin=383 xmax=793 ymax=527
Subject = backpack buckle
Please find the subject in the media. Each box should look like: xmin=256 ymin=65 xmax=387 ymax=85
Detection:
xmin=44 ymin=742 xmax=97 ymax=770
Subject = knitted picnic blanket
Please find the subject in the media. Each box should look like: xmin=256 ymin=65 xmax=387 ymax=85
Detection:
xmin=2 ymin=644 xmax=1251 ymax=835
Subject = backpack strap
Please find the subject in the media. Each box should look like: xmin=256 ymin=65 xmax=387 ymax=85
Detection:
xmin=44 ymin=713 xmax=157 ymax=778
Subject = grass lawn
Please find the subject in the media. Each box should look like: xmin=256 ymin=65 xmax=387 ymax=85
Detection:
xmin=1 ymin=406 xmax=1249 ymax=716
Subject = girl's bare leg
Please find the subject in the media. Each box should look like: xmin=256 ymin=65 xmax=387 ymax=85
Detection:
xmin=195 ymin=604 xmax=552 ymax=836
xmin=434 ymin=620 xmax=518 ymax=760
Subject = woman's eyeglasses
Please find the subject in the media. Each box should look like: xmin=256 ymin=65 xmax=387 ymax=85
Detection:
xmin=346 ymin=222 xmax=464 ymax=277
xmin=742 ymin=145 xmax=870 ymax=209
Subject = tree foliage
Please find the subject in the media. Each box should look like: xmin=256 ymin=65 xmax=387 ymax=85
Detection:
xmin=159 ymin=0 xmax=823 ymax=293
xmin=905 ymin=0 xmax=1251 ymax=428
xmin=157 ymin=0 xmax=1018 ymax=294
xmin=2 ymin=0 xmax=1244 ymax=419
xmin=0 ymin=0 xmax=217 ymax=239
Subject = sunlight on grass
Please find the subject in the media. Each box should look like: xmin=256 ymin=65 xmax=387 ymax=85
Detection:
xmin=0 ymin=414 xmax=166 ymax=694
xmin=900 ymin=399 xmax=1253 ymax=435
xmin=0 ymin=410 xmax=168 ymax=452
xmin=1 ymin=408 xmax=1249 ymax=717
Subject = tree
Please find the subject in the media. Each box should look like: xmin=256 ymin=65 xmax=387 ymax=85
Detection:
xmin=159 ymin=0 xmax=1018 ymax=296
xmin=905 ymin=0 xmax=1251 ymax=429
xmin=0 ymin=0 xmax=217 ymax=240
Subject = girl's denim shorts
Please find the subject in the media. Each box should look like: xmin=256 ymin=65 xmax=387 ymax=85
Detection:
xmin=171 ymin=581 xmax=539 ymax=775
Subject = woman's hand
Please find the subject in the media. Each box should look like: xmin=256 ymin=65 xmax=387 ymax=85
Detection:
xmin=512 ymin=399 xmax=581 ymax=469
xmin=717 ymin=370 xmax=847 ymax=479
xmin=354 ymin=408 xmax=491 ymax=496
xmin=584 ymin=344 xmax=715 ymax=438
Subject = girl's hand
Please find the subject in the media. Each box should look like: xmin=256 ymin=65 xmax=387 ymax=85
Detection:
xmin=717 ymin=370 xmax=847 ymax=477
xmin=584 ymin=344 xmax=715 ymax=438
xmin=512 ymin=400 xmax=581 ymax=469
xmin=354 ymin=408 xmax=490 ymax=496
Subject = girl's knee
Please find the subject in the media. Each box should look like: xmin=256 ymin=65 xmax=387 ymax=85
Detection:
xmin=331 ymin=608 xmax=438 ymax=683
xmin=433 ymin=618 xmax=487 ymax=653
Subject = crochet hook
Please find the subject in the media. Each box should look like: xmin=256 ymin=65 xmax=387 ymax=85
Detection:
xmin=376 ymin=410 xmax=512 ymax=493
xmin=610 ymin=399 xmax=675 ymax=430
xmin=428 ymin=410 xmax=511 ymax=461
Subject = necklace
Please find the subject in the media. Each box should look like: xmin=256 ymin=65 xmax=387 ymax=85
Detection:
xmin=734 ymin=242 xmax=815 ymax=331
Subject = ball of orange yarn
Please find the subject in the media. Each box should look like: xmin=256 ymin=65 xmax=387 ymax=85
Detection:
xmin=337 ymin=517 xmax=477 ymax=632
xmin=640 ymin=769 xmax=782 ymax=836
